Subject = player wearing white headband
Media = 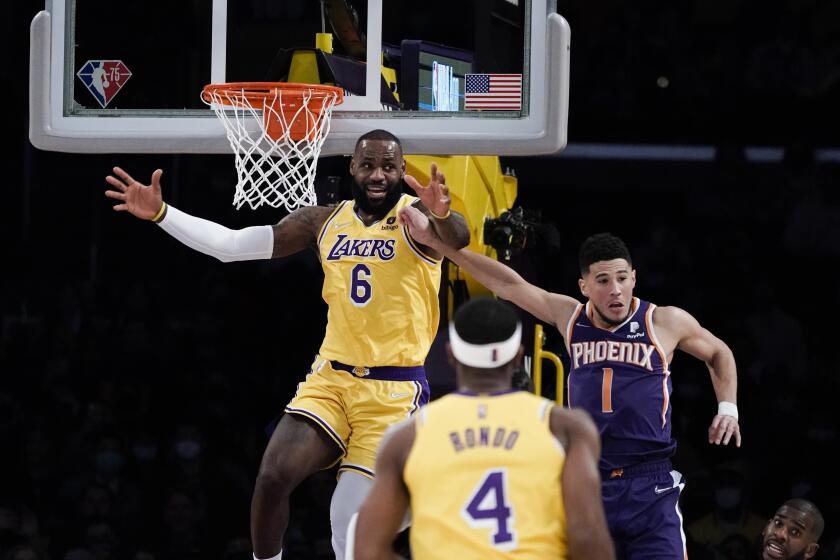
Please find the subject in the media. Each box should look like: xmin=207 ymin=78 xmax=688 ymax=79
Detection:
xmin=349 ymin=297 xmax=614 ymax=560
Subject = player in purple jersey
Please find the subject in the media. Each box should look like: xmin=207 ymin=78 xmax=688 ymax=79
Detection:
xmin=762 ymin=499 xmax=823 ymax=560
xmin=399 ymin=213 xmax=741 ymax=560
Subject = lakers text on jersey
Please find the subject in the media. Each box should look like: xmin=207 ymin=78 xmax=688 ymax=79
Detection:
xmin=316 ymin=195 xmax=442 ymax=367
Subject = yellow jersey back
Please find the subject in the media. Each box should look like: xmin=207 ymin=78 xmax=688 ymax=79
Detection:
xmin=317 ymin=195 xmax=442 ymax=366
xmin=404 ymin=391 xmax=568 ymax=560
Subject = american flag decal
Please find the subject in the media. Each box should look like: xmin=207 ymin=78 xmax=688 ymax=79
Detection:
xmin=464 ymin=73 xmax=522 ymax=111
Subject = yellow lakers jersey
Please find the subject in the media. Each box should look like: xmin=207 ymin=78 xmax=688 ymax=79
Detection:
xmin=404 ymin=391 xmax=567 ymax=560
xmin=317 ymin=194 xmax=442 ymax=366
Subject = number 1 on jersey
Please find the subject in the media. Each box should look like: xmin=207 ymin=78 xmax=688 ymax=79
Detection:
xmin=602 ymin=367 xmax=614 ymax=413
xmin=462 ymin=469 xmax=517 ymax=550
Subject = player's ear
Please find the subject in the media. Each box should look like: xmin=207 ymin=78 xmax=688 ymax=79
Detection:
xmin=805 ymin=543 xmax=819 ymax=559
xmin=631 ymin=269 xmax=637 ymax=286
xmin=578 ymin=277 xmax=588 ymax=297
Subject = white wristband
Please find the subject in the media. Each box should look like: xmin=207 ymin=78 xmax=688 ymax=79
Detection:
xmin=158 ymin=205 xmax=274 ymax=262
xmin=253 ymin=552 xmax=282 ymax=560
xmin=717 ymin=401 xmax=738 ymax=420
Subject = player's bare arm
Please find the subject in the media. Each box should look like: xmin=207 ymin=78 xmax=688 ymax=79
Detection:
xmin=448 ymin=249 xmax=579 ymax=332
xmin=270 ymin=205 xmax=336 ymax=257
xmin=399 ymin=205 xmax=578 ymax=329
xmin=410 ymin=202 xmax=470 ymax=259
xmin=654 ymin=305 xmax=741 ymax=447
xmin=353 ymin=421 xmax=414 ymax=560
xmin=551 ymin=407 xmax=615 ymax=560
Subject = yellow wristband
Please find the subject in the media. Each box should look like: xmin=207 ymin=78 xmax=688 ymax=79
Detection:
xmin=151 ymin=202 xmax=167 ymax=223
xmin=429 ymin=208 xmax=451 ymax=220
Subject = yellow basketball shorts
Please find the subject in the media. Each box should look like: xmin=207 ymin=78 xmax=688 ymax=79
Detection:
xmin=285 ymin=356 xmax=430 ymax=478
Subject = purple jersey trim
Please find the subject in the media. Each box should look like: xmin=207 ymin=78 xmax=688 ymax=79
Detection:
xmin=402 ymin=224 xmax=439 ymax=265
xmin=284 ymin=406 xmax=347 ymax=453
xmin=339 ymin=463 xmax=375 ymax=478
xmin=316 ymin=201 xmax=348 ymax=247
xmin=409 ymin=380 xmax=430 ymax=414
xmin=331 ymin=361 xmax=427 ymax=382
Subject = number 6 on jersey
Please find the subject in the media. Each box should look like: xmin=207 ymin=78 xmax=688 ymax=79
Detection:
xmin=350 ymin=263 xmax=372 ymax=306
xmin=462 ymin=469 xmax=517 ymax=550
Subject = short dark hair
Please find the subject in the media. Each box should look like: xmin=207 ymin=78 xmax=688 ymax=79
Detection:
xmin=783 ymin=499 xmax=825 ymax=541
xmin=453 ymin=297 xmax=519 ymax=345
xmin=355 ymin=129 xmax=403 ymax=152
xmin=579 ymin=232 xmax=632 ymax=276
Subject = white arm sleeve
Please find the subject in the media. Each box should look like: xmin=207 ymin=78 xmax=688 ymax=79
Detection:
xmin=156 ymin=204 xmax=274 ymax=262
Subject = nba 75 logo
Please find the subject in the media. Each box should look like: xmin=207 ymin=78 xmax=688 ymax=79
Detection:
xmin=77 ymin=60 xmax=132 ymax=108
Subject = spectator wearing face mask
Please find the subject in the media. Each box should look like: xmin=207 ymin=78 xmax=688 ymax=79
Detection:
xmin=89 ymin=434 xmax=126 ymax=493
xmin=164 ymin=423 xmax=207 ymax=499
xmin=687 ymin=467 xmax=766 ymax=550
xmin=154 ymin=487 xmax=208 ymax=560
xmin=124 ymin=430 xmax=164 ymax=495
xmin=168 ymin=424 xmax=204 ymax=473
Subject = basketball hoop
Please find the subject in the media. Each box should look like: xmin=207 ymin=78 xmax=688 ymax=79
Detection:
xmin=201 ymin=82 xmax=344 ymax=210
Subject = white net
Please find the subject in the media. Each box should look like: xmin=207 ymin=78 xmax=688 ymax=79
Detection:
xmin=203 ymin=84 xmax=342 ymax=211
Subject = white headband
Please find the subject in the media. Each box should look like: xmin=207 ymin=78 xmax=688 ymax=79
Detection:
xmin=449 ymin=322 xmax=522 ymax=368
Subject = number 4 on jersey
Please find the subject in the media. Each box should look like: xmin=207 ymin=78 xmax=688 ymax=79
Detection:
xmin=462 ymin=469 xmax=517 ymax=550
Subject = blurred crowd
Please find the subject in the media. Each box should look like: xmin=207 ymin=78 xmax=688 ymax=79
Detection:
xmin=1 ymin=144 xmax=838 ymax=559
xmin=4 ymin=1 xmax=840 ymax=557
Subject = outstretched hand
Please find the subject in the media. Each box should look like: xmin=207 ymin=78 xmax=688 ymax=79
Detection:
xmin=404 ymin=162 xmax=451 ymax=218
xmin=398 ymin=205 xmax=438 ymax=248
xmin=104 ymin=167 xmax=164 ymax=220
xmin=708 ymin=414 xmax=741 ymax=447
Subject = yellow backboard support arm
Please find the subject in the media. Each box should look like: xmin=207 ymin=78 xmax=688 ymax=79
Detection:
xmin=532 ymin=323 xmax=565 ymax=405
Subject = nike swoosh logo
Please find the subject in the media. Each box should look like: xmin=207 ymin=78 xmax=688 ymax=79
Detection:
xmin=390 ymin=392 xmax=411 ymax=399
xmin=654 ymin=485 xmax=674 ymax=494
xmin=334 ymin=221 xmax=352 ymax=229
xmin=575 ymin=323 xmax=590 ymax=327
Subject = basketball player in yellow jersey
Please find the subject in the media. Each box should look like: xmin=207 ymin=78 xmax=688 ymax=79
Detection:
xmin=103 ymin=129 xmax=470 ymax=560
xmin=350 ymin=297 xmax=614 ymax=560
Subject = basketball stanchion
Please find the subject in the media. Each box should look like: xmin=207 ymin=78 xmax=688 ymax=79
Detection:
xmin=201 ymin=82 xmax=344 ymax=210
xmin=533 ymin=323 xmax=565 ymax=405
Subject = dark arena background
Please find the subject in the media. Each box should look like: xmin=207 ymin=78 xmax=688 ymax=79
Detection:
xmin=3 ymin=1 xmax=840 ymax=559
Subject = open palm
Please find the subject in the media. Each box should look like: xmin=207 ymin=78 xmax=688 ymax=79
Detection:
xmin=104 ymin=167 xmax=164 ymax=220
xmin=404 ymin=162 xmax=451 ymax=218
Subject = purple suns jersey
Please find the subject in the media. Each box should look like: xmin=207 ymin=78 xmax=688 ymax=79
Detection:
xmin=566 ymin=297 xmax=676 ymax=472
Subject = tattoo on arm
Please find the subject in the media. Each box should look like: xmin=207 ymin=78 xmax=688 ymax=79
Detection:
xmin=411 ymin=201 xmax=471 ymax=256
xmin=271 ymin=206 xmax=334 ymax=258
xmin=432 ymin=210 xmax=470 ymax=249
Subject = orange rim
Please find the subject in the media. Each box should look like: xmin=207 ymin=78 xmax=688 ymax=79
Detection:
xmin=201 ymin=82 xmax=344 ymax=106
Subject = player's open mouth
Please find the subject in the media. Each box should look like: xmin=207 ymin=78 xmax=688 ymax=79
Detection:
xmin=764 ymin=541 xmax=785 ymax=559
xmin=608 ymin=302 xmax=624 ymax=309
xmin=366 ymin=186 xmax=387 ymax=199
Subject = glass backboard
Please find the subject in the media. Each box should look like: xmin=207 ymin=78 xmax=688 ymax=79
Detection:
xmin=30 ymin=0 xmax=570 ymax=156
